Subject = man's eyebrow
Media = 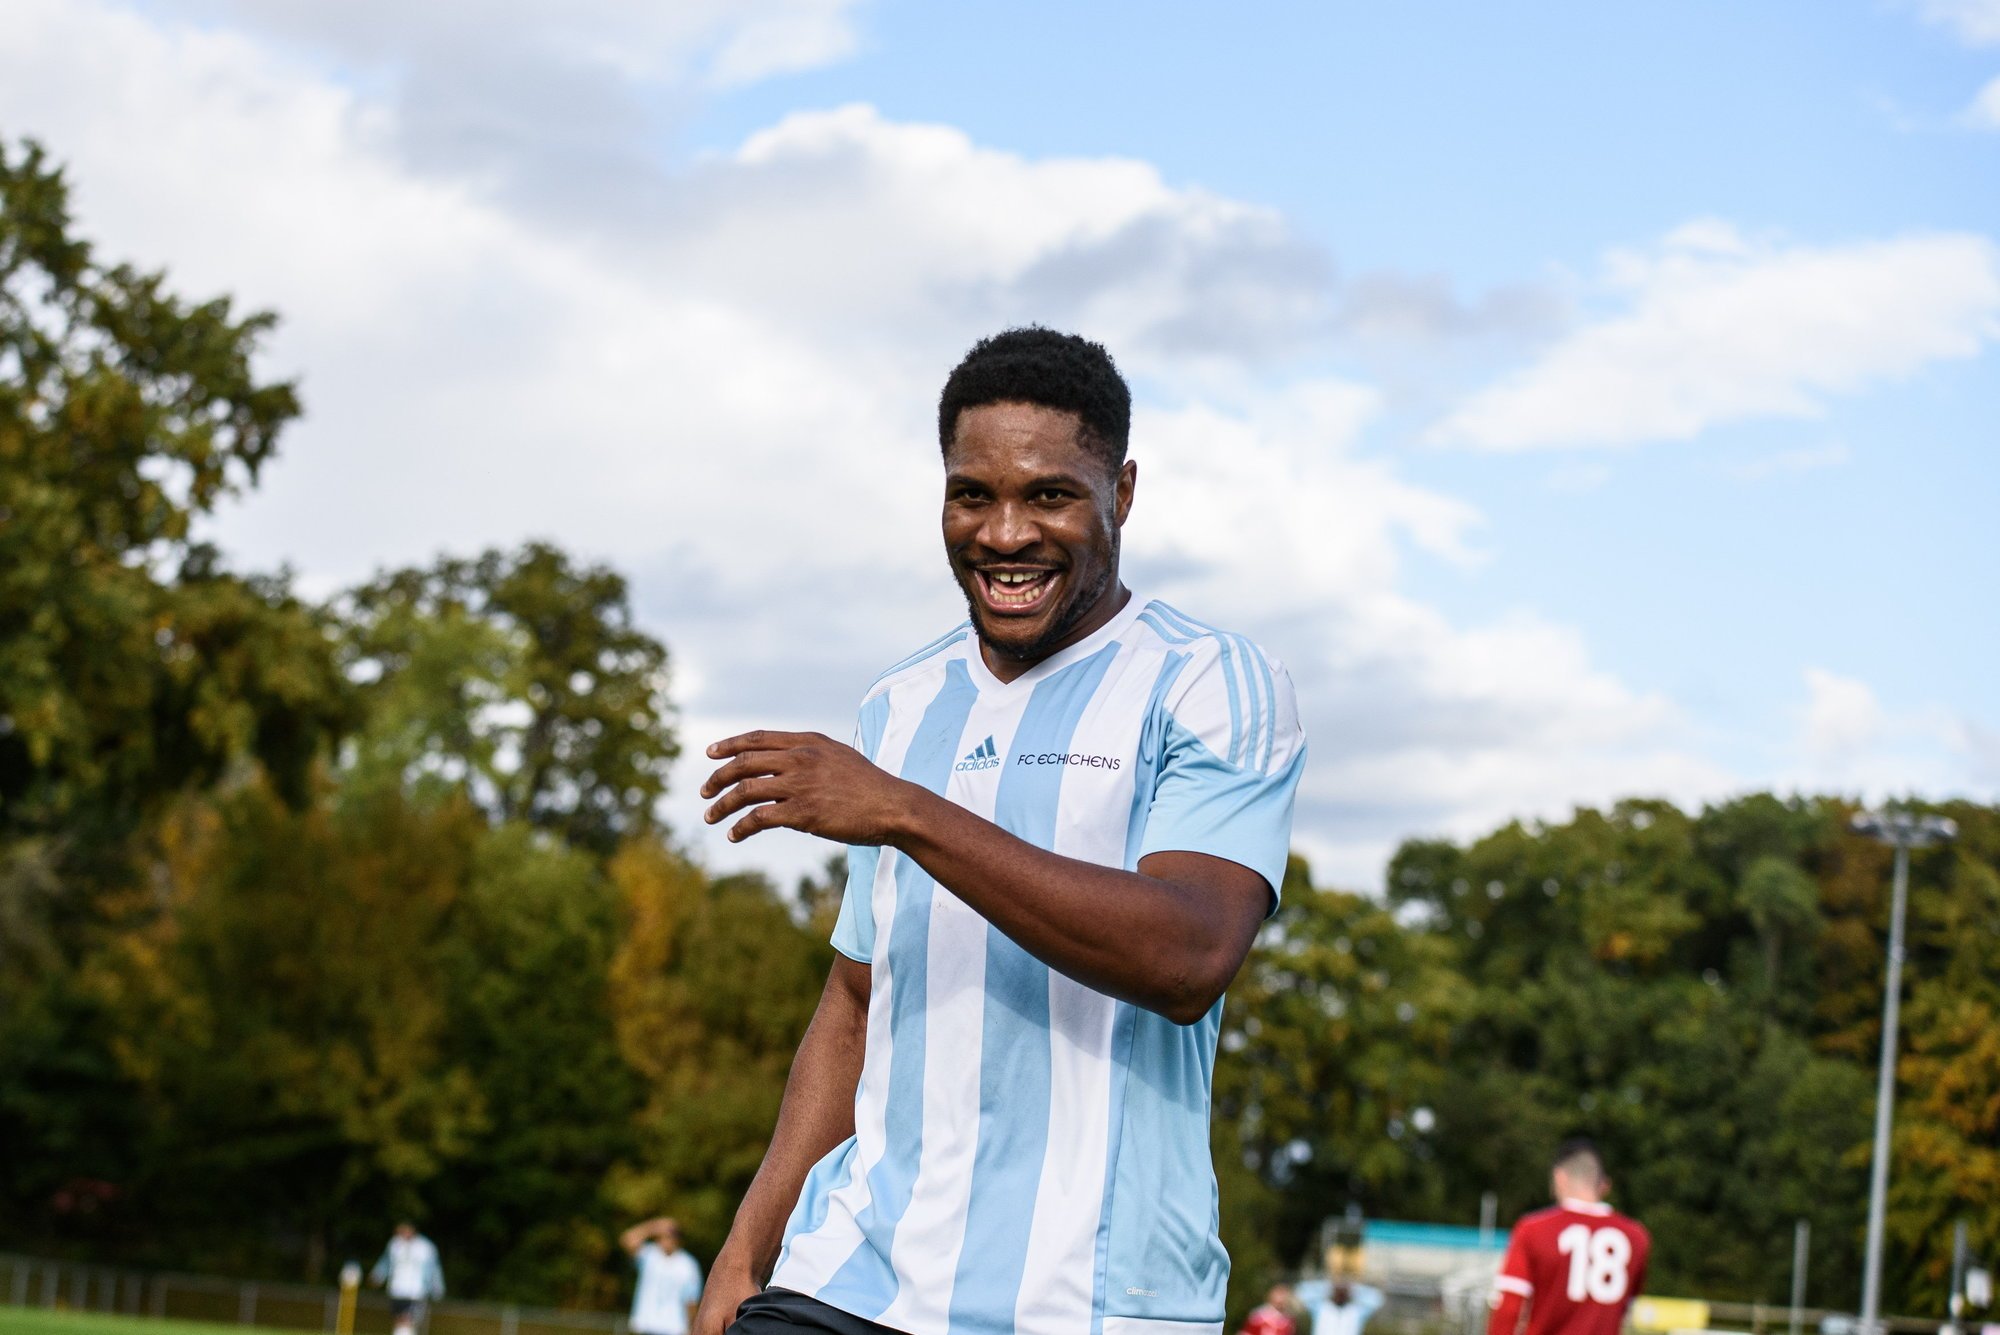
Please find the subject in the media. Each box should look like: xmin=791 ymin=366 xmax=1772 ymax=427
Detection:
xmin=943 ymin=470 xmax=1090 ymax=491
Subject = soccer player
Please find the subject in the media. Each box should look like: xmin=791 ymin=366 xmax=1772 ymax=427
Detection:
xmin=623 ymin=1217 xmax=705 ymax=1335
xmin=369 ymin=1222 xmax=444 ymax=1335
xmin=691 ymin=328 xmax=1306 ymax=1335
xmin=1487 ymin=1139 xmax=1650 ymax=1335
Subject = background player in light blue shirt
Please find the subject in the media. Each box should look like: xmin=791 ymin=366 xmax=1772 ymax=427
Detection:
xmin=1293 ymin=1278 xmax=1385 ymax=1335
xmin=694 ymin=329 xmax=1305 ymax=1335
xmin=370 ymin=1222 xmax=444 ymax=1335
xmin=623 ymin=1217 xmax=705 ymax=1335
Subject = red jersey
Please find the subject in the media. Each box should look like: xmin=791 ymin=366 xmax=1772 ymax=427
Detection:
xmin=1240 ymin=1306 xmax=1297 ymax=1335
xmin=1487 ymin=1200 xmax=1650 ymax=1335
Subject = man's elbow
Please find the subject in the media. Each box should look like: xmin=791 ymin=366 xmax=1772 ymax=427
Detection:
xmin=1154 ymin=955 xmax=1239 ymax=1026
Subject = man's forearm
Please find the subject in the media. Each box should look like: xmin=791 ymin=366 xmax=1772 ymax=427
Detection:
xmin=887 ymin=786 xmax=1261 ymax=1024
xmin=714 ymin=957 xmax=869 ymax=1282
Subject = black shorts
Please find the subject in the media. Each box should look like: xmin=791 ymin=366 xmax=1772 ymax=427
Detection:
xmin=390 ymin=1299 xmax=425 ymax=1320
xmin=727 ymin=1289 xmax=901 ymax=1335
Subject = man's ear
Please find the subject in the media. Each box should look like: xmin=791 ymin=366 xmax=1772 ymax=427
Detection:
xmin=1114 ymin=459 xmax=1137 ymax=526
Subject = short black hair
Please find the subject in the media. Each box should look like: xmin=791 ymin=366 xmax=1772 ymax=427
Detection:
xmin=937 ymin=327 xmax=1131 ymax=467
xmin=1553 ymin=1136 xmax=1607 ymax=1183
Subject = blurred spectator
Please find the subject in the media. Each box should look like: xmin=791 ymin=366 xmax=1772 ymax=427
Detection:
xmin=622 ymin=1217 xmax=704 ymax=1335
xmin=1241 ymin=1283 xmax=1300 ymax=1335
xmin=370 ymin=1222 xmax=445 ymax=1335
xmin=1296 ymin=1278 xmax=1385 ymax=1335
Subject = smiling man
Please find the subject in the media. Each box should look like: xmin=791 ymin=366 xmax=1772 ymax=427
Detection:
xmin=692 ymin=328 xmax=1306 ymax=1335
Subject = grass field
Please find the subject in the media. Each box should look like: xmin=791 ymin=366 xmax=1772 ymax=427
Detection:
xmin=0 ymin=1309 xmax=294 ymax=1335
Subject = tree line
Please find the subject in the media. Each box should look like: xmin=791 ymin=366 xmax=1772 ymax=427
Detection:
xmin=3 ymin=136 xmax=1994 ymax=1323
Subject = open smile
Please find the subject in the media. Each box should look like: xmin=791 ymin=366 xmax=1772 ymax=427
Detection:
xmin=973 ymin=567 xmax=1062 ymax=615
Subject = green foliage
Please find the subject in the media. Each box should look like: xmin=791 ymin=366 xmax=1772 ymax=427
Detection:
xmin=338 ymin=543 xmax=677 ymax=855
xmin=1375 ymin=794 xmax=1987 ymax=1318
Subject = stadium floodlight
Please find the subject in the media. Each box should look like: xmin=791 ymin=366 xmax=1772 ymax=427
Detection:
xmin=1851 ymin=808 xmax=1957 ymax=1335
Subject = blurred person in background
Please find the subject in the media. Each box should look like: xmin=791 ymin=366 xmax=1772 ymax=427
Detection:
xmin=1297 ymin=1268 xmax=1384 ymax=1335
xmin=1240 ymin=1283 xmax=1301 ymax=1335
xmin=623 ymin=1217 xmax=705 ymax=1335
xmin=370 ymin=1222 xmax=444 ymax=1335
xmin=1487 ymin=1138 xmax=1650 ymax=1335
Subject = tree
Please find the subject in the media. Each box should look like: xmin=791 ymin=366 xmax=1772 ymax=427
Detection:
xmin=338 ymin=543 xmax=677 ymax=855
xmin=0 ymin=135 xmax=348 ymax=1255
xmin=429 ymin=823 xmax=642 ymax=1304
xmin=0 ymin=138 xmax=345 ymax=841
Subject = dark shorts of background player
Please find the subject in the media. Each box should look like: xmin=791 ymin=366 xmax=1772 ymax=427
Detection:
xmin=727 ymin=1288 xmax=902 ymax=1335
xmin=390 ymin=1299 xmax=426 ymax=1323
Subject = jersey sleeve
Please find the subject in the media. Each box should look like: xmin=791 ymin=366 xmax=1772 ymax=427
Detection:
xmin=829 ymin=691 xmax=895 ymax=962
xmin=1493 ymin=1227 xmax=1535 ymax=1300
xmin=1486 ymin=1229 xmax=1533 ymax=1335
xmin=1135 ymin=637 xmax=1305 ymax=902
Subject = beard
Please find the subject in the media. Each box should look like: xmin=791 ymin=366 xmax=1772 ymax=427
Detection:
xmin=956 ymin=547 xmax=1117 ymax=666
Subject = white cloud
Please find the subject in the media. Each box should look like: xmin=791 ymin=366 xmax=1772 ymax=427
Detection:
xmin=143 ymin=0 xmax=871 ymax=218
xmin=163 ymin=0 xmax=869 ymax=89
xmin=1909 ymin=2 xmax=2000 ymax=127
xmin=706 ymin=0 xmax=864 ymax=87
xmin=1969 ymin=74 xmax=2000 ymax=128
xmin=1788 ymin=667 xmax=1990 ymax=800
xmin=1803 ymin=668 xmax=1887 ymax=758
xmin=1913 ymin=0 xmax=2000 ymax=45
xmin=1434 ymin=221 xmax=2000 ymax=451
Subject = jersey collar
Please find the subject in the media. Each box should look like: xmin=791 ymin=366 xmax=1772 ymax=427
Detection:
xmin=1559 ymin=1197 xmax=1613 ymax=1215
xmin=963 ymin=587 xmax=1145 ymax=694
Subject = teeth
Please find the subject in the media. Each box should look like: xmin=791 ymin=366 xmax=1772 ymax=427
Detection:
xmin=983 ymin=570 xmax=1054 ymax=607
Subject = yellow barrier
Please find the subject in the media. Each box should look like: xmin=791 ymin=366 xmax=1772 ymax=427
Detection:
xmin=1630 ymin=1298 xmax=1711 ymax=1333
xmin=337 ymin=1263 xmax=361 ymax=1335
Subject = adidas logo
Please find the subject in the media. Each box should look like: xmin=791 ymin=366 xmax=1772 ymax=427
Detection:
xmin=954 ymin=736 xmax=1002 ymax=772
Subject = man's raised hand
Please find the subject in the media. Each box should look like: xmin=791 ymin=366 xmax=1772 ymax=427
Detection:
xmin=701 ymin=730 xmax=918 ymax=845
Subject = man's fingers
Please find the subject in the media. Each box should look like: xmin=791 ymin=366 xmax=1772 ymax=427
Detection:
xmin=699 ymin=750 xmax=789 ymax=799
xmin=704 ymin=775 xmax=783 ymax=825
xmin=705 ymin=729 xmax=824 ymax=760
xmin=728 ymin=800 xmax=794 ymax=843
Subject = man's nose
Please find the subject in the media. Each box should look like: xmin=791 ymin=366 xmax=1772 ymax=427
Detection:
xmin=977 ymin=499 xmax=1040 ymax=554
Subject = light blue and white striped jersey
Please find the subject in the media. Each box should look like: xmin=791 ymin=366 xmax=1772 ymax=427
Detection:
xmin=769 ymin=594 xmax=1306 ymax=1335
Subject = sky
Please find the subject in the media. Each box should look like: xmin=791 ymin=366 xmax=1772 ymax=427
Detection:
xmin=2 ymin=0 xmax=1995 ymax=890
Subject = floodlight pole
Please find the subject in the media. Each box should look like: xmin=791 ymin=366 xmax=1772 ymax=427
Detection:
xmin=1852 ymin=809 xmax=1956 ymax=1335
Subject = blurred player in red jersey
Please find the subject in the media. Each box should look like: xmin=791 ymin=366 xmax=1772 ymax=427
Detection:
xmin=1240 ymin=1284 xmax=1298 ymax=1335
xmin=1487 ymin=1138 xmax=1650 ymax=1335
